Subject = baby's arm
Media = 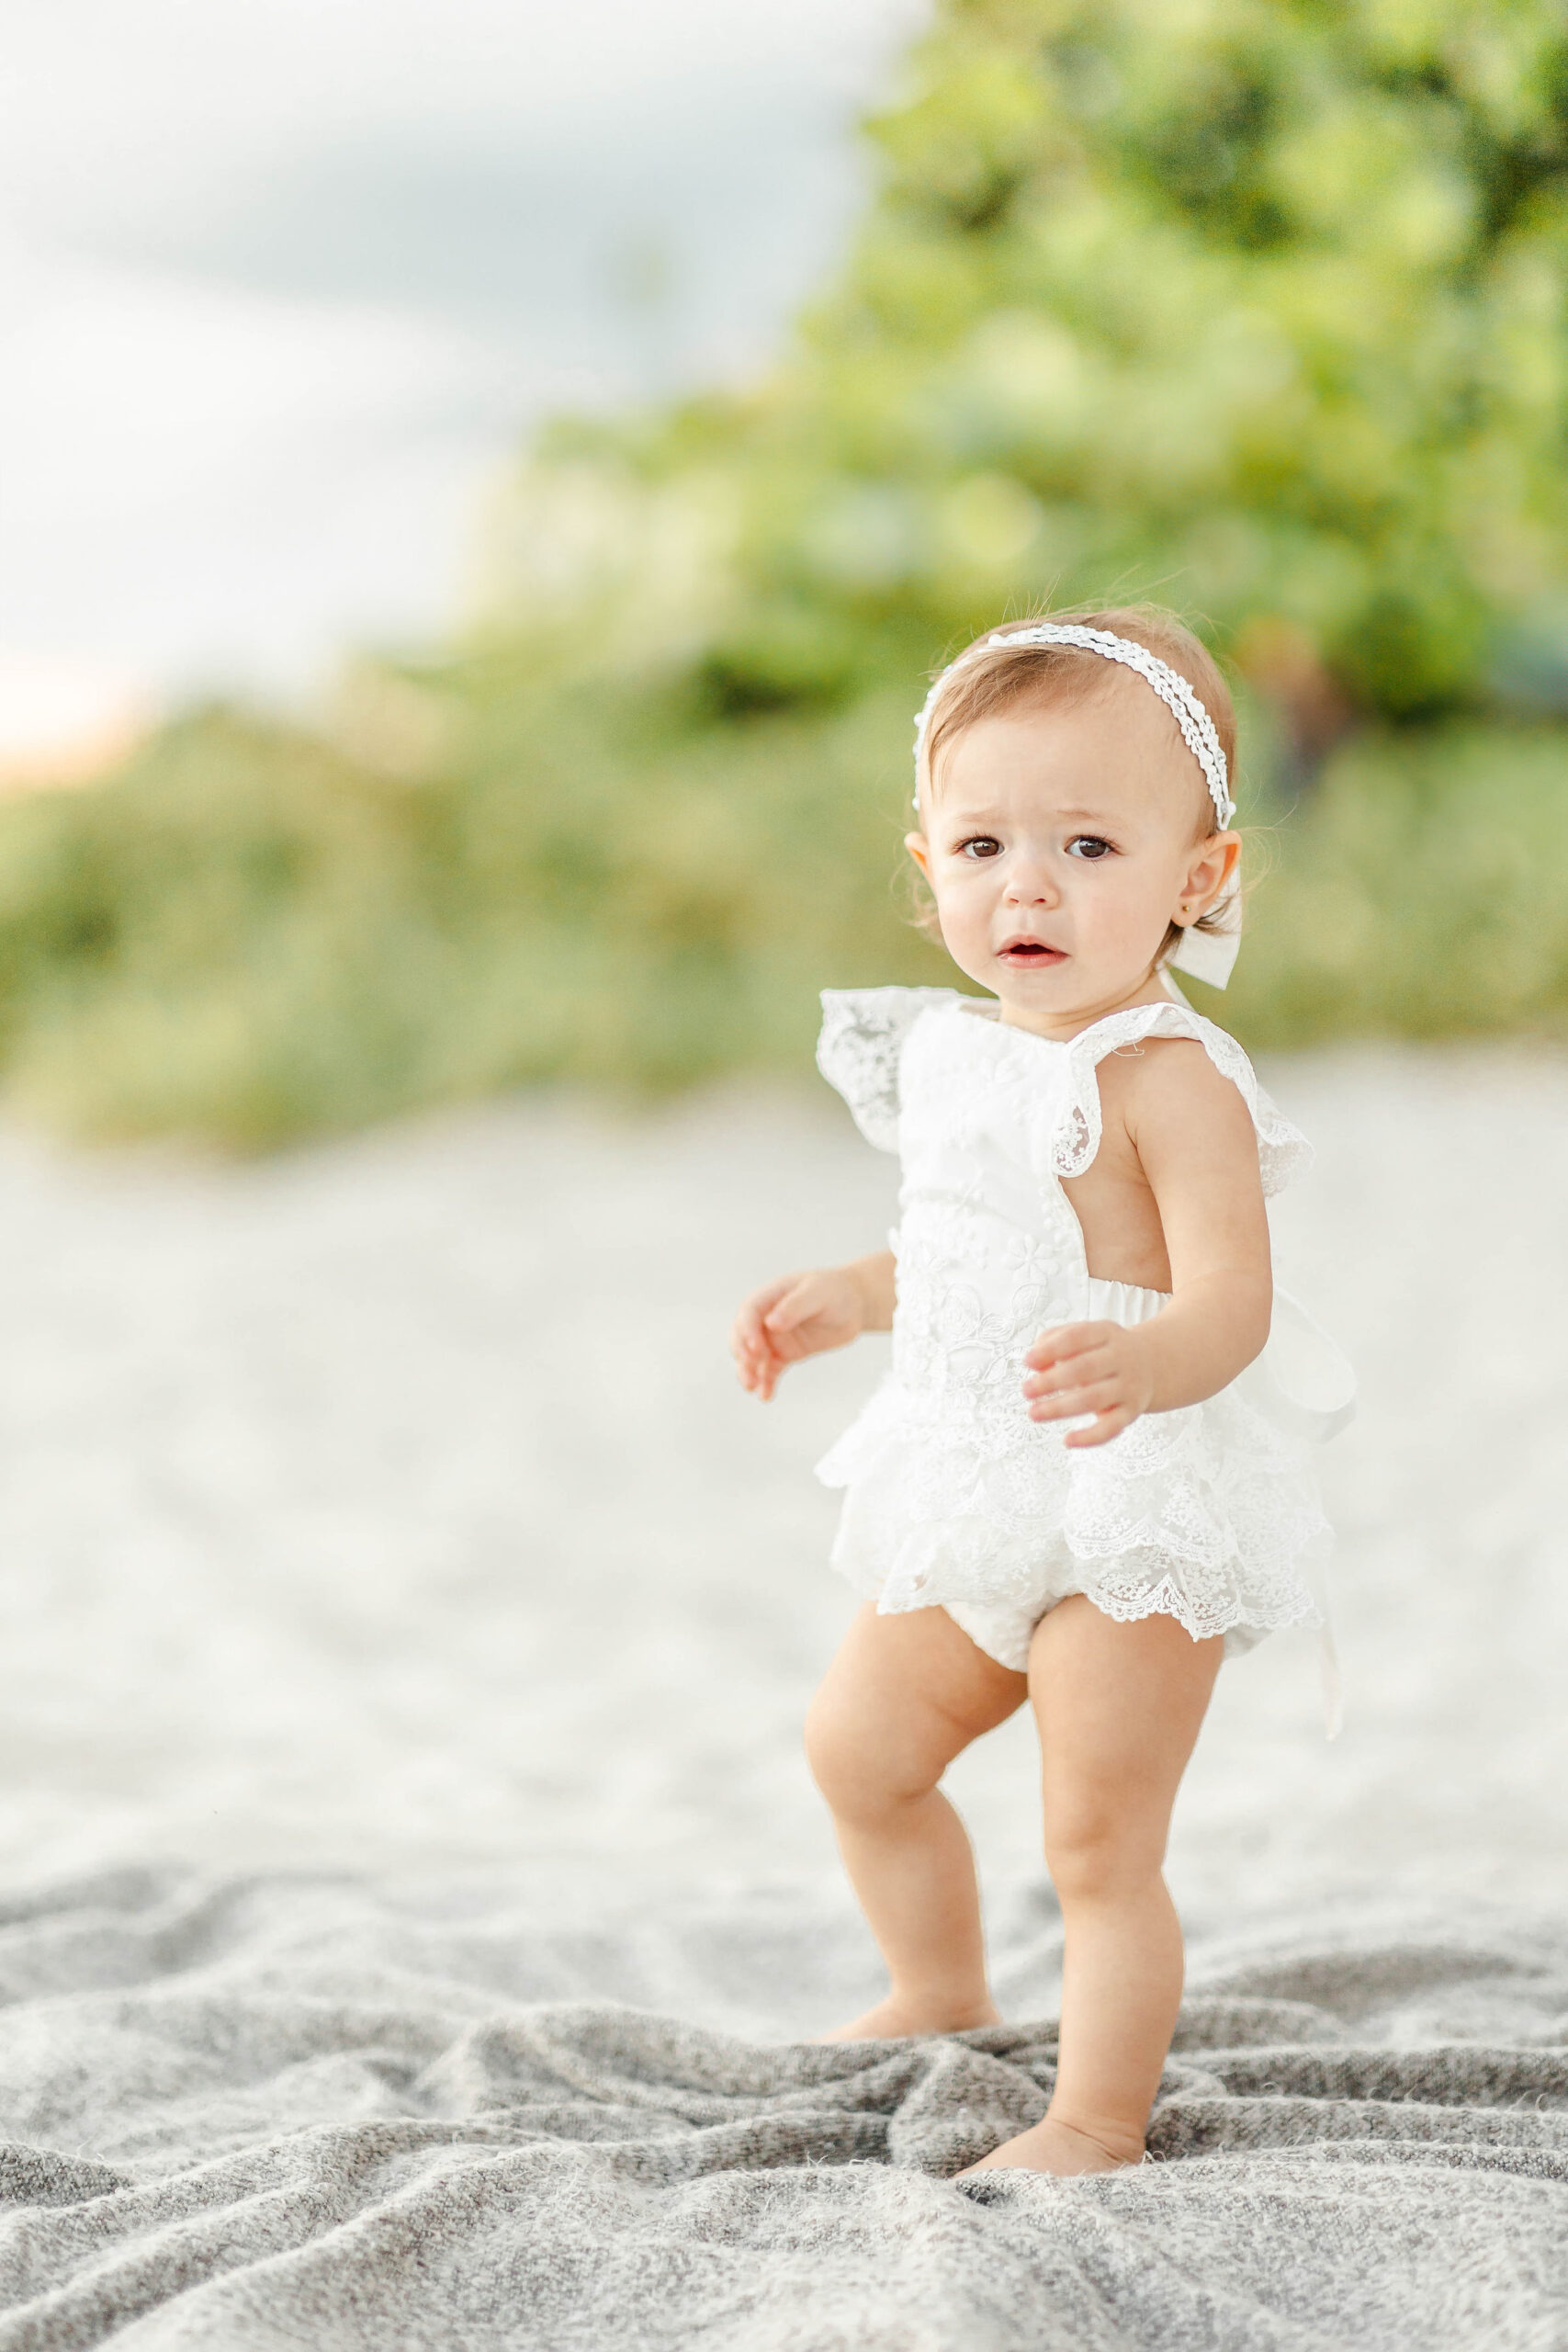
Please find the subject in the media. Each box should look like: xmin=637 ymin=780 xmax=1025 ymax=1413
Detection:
xmin=732 ymin=1252 xmax=895 ymax=1402
xmin=1024 ymin=1045 xmax=1271 ymax=1448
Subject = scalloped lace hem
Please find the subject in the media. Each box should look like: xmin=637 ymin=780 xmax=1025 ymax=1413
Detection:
xmin=839 ymin=1556 xmax=1321 ymax=1667
xmin=829 ymin=1524 xmax=1327 ymax=1666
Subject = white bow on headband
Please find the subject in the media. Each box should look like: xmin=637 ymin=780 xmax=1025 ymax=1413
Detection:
xmin=912 ymin=623 xmax=1242 ymax=989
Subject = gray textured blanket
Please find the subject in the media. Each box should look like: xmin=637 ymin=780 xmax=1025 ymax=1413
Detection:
xmin=1 ymin=1870 xmax=1564 ymax=2349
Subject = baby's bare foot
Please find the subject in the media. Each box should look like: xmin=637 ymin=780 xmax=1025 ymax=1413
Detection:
xmin=958 ymin=2117 xmax=1142 ymax=2177
xmin=819 ymin=1994 xmax=1001 ymax=2042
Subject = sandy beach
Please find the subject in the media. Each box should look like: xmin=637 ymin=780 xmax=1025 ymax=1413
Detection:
xmin=0 ymin=1048 xmax=1562 ymax=2000
xmin=0 ymin=1051 xmax=1564 ymax=2349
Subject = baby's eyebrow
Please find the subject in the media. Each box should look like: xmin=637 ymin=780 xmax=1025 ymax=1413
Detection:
xmin=942 ymin=805 xmax=1111 ymax=826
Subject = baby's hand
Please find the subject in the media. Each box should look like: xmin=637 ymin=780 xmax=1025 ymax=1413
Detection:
xmin=1022 ymin=1321 xmax=1155 ymax=1449
xmin=731 ymin=1267 xmax=869 ymax=1401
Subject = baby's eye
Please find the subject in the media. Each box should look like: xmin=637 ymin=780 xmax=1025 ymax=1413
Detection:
xmin=1066 ymin=834 xmax=1115 ymax=861
xmin=956 ymin=835 xmax=1003 ymax=860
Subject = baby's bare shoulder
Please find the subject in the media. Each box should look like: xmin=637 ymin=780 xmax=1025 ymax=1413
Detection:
xmin=1097 ymin=1034 xmax=1254 ymax=1147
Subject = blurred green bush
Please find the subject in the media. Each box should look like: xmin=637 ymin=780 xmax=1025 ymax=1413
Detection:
xmin=2 ymin=0 xmax=1566 ymax=1144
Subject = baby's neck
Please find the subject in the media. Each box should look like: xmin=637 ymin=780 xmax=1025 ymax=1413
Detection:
xmin=994 ymin=971 xmax=1175 ymax=1042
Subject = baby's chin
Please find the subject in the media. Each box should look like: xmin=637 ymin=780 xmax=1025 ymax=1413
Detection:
xmin=976 ymin=953 xmax=1167 ymax=1027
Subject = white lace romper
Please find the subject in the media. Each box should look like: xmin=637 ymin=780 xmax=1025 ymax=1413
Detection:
xmin=815 ymin=986 xmax=1353 ymax=1678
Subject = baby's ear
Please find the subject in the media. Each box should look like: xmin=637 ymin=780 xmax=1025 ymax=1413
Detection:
xmin=1189 ymin=831 xmax=1240 ymax=912
xmin=904 ymin=831 xmax=931 ymax=879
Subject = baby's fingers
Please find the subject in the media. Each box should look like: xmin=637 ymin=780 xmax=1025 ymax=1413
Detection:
xmin=731 ymin=1307 xmax=765 ymax=1358
xmin=1024 ymin=1321 xmax=1109 ymax=1372
xmin=742 ymin=1345 xmax=784 ymax=1402
xmin=1028 ymin=1375 xmax=1121 ymax=1424
xmin=731 ymin=1308 xmax=785 ymax=1398
xmin=762 ymin=1284 xmax=818 ymax=1335
xmin=1022 ymin=1342 xmax=1113 ymax=1401
xmin=1063 ymin=1403 xmax=1135 ymax=1450
xmin=730 ymin=1310 xmax=772 ymax=1372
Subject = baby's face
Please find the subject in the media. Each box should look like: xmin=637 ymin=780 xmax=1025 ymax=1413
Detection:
xmin=907 ymin=681 xmax=1238 ymax=1035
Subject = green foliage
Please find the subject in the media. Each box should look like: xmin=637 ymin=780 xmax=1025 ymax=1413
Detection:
xmin=1 ymin=691 xmax=1565 ymax=1146
xmin=2 ymin=0 xmax=1567 ymax=1143
xmin=627 ymin=0 xmax=1568 ymax=722
xmin=0 ymin=682 xmax=941 ymax=1145
xmin=1224 ymin=726 xmax=1568 ymax=1042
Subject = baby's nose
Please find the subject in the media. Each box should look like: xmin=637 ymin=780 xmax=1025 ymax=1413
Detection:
xmin=1006 ymin=858 xmax=1058 ymax=903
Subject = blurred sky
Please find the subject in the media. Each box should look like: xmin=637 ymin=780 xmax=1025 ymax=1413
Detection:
xmin=0 ymin=0 xmax=925 ymax=770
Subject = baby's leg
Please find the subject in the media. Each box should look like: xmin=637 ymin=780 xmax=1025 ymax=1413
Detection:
xmin=806 ymin=1601 xmax=1026 ymax=2040
xmin=963 ymin=1597 xmax=1223 ymax=2176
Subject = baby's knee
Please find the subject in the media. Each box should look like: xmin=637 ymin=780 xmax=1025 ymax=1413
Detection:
xmin=803 ymin=1691 xmax=929 ymax=1824
xmin=1043 ymin=1796 xmax=1162 ymax=1904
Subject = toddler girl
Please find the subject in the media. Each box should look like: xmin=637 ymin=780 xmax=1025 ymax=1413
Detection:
xmin=731 ymin=607 xmax=1351 ymax=2178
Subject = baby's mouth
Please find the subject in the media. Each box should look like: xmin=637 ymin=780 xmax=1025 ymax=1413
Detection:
xmin=998 ymin=938 xmax=1066 ymax=967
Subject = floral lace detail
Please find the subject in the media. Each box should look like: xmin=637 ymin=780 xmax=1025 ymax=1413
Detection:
xmin=816 ymin=987 xmax=963 ymax=1153
xmin=819 ymin=1376 xmax=1329 ymax=1653
xmin=812 ymin=985 xmax=1345 ymax=1658
xmin=890 ymin=1226 xmax=1077 ymax=1399
xmin=1051 ymin=1001 xmax=1313 ymax=1198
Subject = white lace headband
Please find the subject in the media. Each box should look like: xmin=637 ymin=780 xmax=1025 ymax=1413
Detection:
xmin=913 ymin=623 xmax=1235 ymax=827
xmin=911 ymin=622 xmax=1241 ymax=989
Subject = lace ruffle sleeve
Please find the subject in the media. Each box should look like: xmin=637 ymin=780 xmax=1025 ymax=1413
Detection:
xmin=816 ymin=988 xmax=957 ymax=1153
xmin=1049 ymin=1001 xmax=1314 ymax=1198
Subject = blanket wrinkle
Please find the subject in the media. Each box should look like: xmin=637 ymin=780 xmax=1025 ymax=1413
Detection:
xmin=1168 ymin=1999 xmax=1344 ymax=2048
xmin=0 ymin=1871 xmax=1566 ymax=2348
xmin=1193 ymin=1940 xmax=1554 ymax=2013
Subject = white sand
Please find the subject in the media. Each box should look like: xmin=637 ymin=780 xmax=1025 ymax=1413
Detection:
xmin=0 ymin=1050 xmax=1562 ymax=1947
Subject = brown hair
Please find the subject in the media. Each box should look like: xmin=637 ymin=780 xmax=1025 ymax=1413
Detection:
xmin=913 ymin=604 xmax=1238 ymax=964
